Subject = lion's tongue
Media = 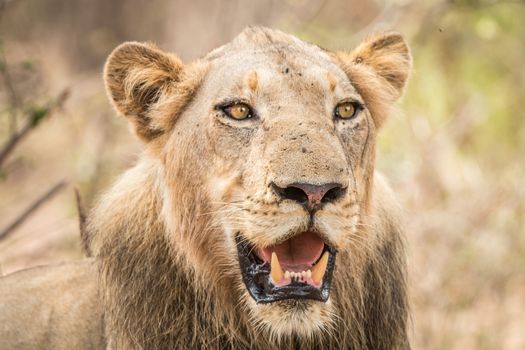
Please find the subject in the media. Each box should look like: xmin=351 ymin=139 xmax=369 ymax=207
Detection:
xmin=258 ymin=231 xmax=324 ymax=271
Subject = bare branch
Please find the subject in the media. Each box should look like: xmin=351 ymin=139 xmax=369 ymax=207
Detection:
xmin=0 ymin=1 xmax=20 ymax=132
xmin=74 ymin=187 xmax=91 ymax=257
xmin=0 ymin=180 xmax=67 ymax=240
xmin=0 ymin=48 xmax=17 ymax=133
xmin=0 ymin=47 xmax=21 ymax=112
xmin=298 ymin=0 xmax=329 ymax=31
xmin=0 ymin=0 xmax=15 ymax=12
xmin=0 ymin=88 xmax=70 ymax=169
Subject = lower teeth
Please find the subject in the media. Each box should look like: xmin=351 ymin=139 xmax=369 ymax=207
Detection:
xmin=270 ymin=251 xmax=329 ymax=287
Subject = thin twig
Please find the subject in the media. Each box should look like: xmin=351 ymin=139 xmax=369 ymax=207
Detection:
xmin=0 ymin=0 xmax=19 ymax=133
xmin=0 ymin=47 xmax=21 ymax=111
xmin=298 ymin=0 xmax=329 ymax=32
xmin=0 ymin=0 xmax=15 ymax=11
xmin=0 ymin=88 xmax=69 ymax=169
xmin=74 ymin=187 xmax=91 ymax=257
xmin=0 ymin=180 xmax=67 ymax=240
xmin=0 ymin=48 xmax=19 ymax=133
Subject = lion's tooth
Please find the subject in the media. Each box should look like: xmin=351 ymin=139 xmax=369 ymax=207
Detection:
xmin=311 ymin=251 xmax=329 ymax=284
xmin=271 ymin=252 xmax=284 ymax=284
xmin=284 ymin=270 xmax=290 ymax=279
xmin=306 ymin=269 xmax=312 ymax=278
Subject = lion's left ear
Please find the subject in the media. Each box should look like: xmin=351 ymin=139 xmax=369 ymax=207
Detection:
xmin=334 ymin=32 xmax=412 ymax=128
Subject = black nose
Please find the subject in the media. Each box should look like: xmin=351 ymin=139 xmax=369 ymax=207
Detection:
xmin=271 ymin=182 xmax=346 ymax=213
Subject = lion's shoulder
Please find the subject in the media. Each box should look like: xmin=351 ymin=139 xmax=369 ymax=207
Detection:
xmin=0 ymin=259 xmax=105 ymax=350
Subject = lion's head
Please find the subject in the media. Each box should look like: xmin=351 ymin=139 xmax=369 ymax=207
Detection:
xmin=92 ymin=27 xmax=411 ymax=348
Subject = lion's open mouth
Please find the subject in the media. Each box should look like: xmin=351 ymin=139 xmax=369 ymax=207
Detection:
xmin=236 ymin=232 xmax=336 ymax=303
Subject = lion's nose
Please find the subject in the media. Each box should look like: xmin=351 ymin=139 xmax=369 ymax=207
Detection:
xmin=271 ymin=182 xmax=346 ymax=214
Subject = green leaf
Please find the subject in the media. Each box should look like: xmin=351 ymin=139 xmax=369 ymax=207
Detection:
xmin=29 ymin=106 xmax=49 ymax=127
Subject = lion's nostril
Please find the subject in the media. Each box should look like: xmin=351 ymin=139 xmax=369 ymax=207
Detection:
xmin=271 ymin=182 xmax=346 ymax=213
xmin=281 ymin=186 xmax=309 ymax=204
xmin=321 ymin=186 xmax=346 ymax=204
xmin=271 ymin=183 xmax=308 ymax=204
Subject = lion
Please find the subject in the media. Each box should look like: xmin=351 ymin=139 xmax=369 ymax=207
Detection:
xmin=0 ymin=27 xmax=412 ymax=349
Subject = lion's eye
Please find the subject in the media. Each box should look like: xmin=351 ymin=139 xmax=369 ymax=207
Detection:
xmin=335 ymin=102 xmax=358 ymax=119
xmin=225 ymin=103 xmax=252 ymax=120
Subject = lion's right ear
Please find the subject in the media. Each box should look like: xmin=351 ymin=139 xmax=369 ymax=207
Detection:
xmin=104 ymin=42 xmax=183 ymax=142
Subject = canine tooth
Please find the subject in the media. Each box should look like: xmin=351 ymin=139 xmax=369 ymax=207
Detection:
xmin=271 ymin=252 xmax=284 ymax=284
xmin=284 ymin=271 xmax=290 ymax=279
xmin=311 ymin=251 xmax=329 ymax=284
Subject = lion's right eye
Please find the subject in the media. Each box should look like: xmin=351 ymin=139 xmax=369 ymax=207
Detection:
xmin=223 ymin=103 xmax=253 ymax=120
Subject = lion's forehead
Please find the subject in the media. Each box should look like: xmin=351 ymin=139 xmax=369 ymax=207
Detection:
xmin=204 ymin=48 xmax=358 ymax=105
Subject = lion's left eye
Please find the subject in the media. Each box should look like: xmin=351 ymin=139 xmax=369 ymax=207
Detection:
xmin=224 ymin=103 xmax=253 ymax=120
xmin=334 ymin=102 xmax=358 ymax=120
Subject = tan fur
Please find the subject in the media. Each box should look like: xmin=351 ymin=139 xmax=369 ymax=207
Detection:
xmin=0 ymin=260 xmax=105 ymax=350
xmin=327 ymin=72 xmax=338 ymax=92
xmin=0 ymin=27 xmax=412 ymax=349
xmin=247 ymin=70 xmax=259 ymax=91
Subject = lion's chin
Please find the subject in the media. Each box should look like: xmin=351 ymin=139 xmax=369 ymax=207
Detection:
xmin=248 ymin=297 xmax=335 ymax=338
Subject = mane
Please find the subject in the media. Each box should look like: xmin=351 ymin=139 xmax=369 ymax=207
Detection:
xmin=87 ymin=157 xmax=409 ymax=349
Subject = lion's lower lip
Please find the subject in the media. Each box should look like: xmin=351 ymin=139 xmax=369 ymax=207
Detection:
xmin=235 ymin=234 xmax=337 ymax=304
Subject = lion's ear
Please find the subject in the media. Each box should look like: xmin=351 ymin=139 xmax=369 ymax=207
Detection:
xmin=104 ymin=42 xmax=183 ymax=142
xmin=334 ymin=32 xmax=412 ymax=128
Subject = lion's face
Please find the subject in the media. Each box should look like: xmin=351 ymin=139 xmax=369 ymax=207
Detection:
xmin=198 ymin=49 xmax=371 ymax=335
xmin=104 ymin=27 xmax=411 ymax=338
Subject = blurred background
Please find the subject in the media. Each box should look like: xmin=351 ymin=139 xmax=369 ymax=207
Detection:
xmin=0 ymin=0 xmax=523 ymax=348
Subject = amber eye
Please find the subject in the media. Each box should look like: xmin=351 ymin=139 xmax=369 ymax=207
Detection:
xmin=335 ymin=102 xmax=358 ymax=119
xmin=225 ymin=103 xmax=252 ymax=120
